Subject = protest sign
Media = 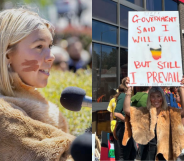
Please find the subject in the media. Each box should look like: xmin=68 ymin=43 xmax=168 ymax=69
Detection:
xmin=173 ymin=0 xmax=184 ymax=3
xmin=100 ymin=131 xmax=115 ymax=161
xmin=128 ymin=11 xmax=183 ymax=86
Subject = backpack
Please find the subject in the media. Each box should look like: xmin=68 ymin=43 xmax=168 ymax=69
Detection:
xmin=165 ymin=93 xmax=180 ymax=109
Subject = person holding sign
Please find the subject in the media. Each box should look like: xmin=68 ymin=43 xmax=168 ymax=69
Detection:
xmin=122 ymin=77 xmax=184 ymax=161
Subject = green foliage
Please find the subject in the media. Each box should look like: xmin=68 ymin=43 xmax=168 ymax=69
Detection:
xmin=38 ymin=68 xmax=92 ymax=136
xmin=23 ymin=0 xmax=52 ymax=7
xmin=102 ymin=47 xmax=117 ymax=70
xmin=80 ymin=34 xmax=92 ymax=50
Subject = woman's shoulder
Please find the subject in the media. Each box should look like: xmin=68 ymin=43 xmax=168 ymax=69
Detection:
xmin=110 ymin=97 xmax=116 ymax=102
xmin=118 ymin=92 xmax=125 ymax=98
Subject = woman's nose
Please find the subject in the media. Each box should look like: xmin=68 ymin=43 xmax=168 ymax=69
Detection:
xmin=152 ymin=97 xmax=156 ymax=101
xmin=45 ymin=49 xmax=55 ymax=63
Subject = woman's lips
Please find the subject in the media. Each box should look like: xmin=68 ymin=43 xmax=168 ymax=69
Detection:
xmin=39 ymin=69 xmax=50 ymax=76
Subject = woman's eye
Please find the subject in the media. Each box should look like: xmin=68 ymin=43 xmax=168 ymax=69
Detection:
xmin=36 ymin=45 xmax=43 ymax=49
xmin=36 ymin=44 xmax=53 ymax=50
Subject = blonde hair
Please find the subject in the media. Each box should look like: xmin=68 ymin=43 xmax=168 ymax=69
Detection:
xmin=0 ymin=8 xmax=54 ymax=96
xmin=147 ymin=87 xmax=168 ymax=110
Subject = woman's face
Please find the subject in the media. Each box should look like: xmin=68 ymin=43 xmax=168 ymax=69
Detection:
xmin=174 ymin=87 xmax=178 ymax=94
xmin=150 ymin=91 xmax=163 ymax=109
xmin=9 ymin=27 xmax=54 ymax=88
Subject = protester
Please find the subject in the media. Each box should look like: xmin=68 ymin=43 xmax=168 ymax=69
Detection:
xmin=131 ymin=86 xmax=150 ymax=159
xmin=107 ymin=88 xmax=118 ymax=160
xmin=114 ymin=78 xmax=136 ymax=161
xmin=171 ymin=86 xmax=181 ymax=107
xmin=131 ymin=87 xmax=149 ymax=108
xmin=123 ymin=77 xmax=184 ymax=161
xmin=0 ymin=8 xmax=75 ymax=160
xmin=107 ymin=94 xmax=117 ymax=122
xmin=163 ymin=86 xmax=171 ymax=94
xmin=170 ymin=87 xmax=178 ymax=98
xmin=162 ymin=86 xmax=172 ymax=106
xmin=176 ymin=88 xmax=181 ymax=105
xmin=161 ymin=86 xmax=180 ymax=108
xmin=66 ymin=36 xmax=91 ymax=72
xmin=51 ymin=45 xmax=69 ymax=71
xmin=176 ymin=88 xmax=184 ymax=126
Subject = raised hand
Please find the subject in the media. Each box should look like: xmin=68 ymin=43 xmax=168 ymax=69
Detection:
xmin=180 ymin=76 xmax=184 ymax=88
xmin=122 ymin=77 xmax=133 ymax=93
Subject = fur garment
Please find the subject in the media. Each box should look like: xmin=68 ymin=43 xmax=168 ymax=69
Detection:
xmin=0 ymin=72 xmax=75 ymax=161
xmin=122 ymin=106 xmax=184 ymax=161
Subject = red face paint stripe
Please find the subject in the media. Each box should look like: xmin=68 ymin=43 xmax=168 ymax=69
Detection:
xmin=22 ymin=60 xmax=38 ymax=66
xmin=22 ymin=59 xmax=39 ymax=72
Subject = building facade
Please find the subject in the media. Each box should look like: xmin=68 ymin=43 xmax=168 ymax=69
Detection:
xmin=92 ymin=0 xmax=183 ymax=135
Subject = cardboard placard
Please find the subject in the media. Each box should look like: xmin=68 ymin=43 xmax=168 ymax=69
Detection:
xmin=128 ymin=11 xmax=183 ymax=86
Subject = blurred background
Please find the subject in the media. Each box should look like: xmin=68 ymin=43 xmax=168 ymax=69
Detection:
xmin=0 ymin=0 xmax=92 ymax=136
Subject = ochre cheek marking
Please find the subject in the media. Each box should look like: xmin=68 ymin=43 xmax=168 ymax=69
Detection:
xmin=22 ymin=59 xmax=39 ymax=72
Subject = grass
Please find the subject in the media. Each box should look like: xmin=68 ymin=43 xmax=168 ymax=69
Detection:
xmin=38 ymin=68 xmax=92 ymax=136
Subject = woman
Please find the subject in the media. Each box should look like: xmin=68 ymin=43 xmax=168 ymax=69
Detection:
xmin=123 ymin=77 xmax=184 ymax=161
xmin=107 ymin=94 xmax=117 ymax=131
xmin=176 ymin=88 xmax=184 ymax=126
xmin=107 ymin=87 xmax=121 ymax=160
xmin=172 ymin=87 xmax=181 ymax=108
xmin=0 ymin=8 xmax=75 ymax=160
xmin=107 ymin=88 xmax=118 ymax=130
xmin=113 ymin=78 xmax=136 ymax=161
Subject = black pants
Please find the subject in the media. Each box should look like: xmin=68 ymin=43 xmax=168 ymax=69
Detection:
xmin=141 ymin=137 xmax=166 ymax=161
xmin=114 ymin=122 xmax=136 ymax=161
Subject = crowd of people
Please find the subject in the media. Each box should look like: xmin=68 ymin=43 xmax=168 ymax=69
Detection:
xmin=51 ymin=37 xmax=91 ymax=72
xmin=107 ymin=78 xmax=184 ymax=161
